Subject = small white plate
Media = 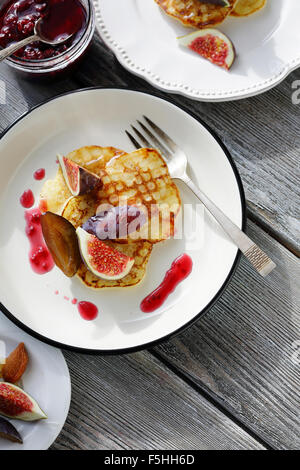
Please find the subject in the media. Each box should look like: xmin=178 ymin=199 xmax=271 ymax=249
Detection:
xmin=0 ymin=314 xmax=71 ymax=450
xmin=0 ymin=88 xmax=245 ymax=352
xmin=94 ymin=0 xmax=300 ymax=101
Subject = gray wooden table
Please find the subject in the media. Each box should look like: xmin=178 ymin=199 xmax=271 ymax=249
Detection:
xmin=0 ymin=33 xmax=299 ymax=450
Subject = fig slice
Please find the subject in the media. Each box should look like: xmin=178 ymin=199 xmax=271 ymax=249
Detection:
xmin=0 ymin=382 xmax=47 ymax=421
xmin=82 ymin=205 xmax=147 ymax=241
xmin=178 ymin=28 xmax=235 ymax=70
xmin=0 ymin=416 xmax=23 ymax=444
xmin=2 ymin=342 xmax=28 ymax=385
xmin=58 ymin=154 xmax=102 ymax=196
xmin=41 ymin=211 xmax=81 ymax=277
xmin=76 ymin=227 xmax=134 ymax=280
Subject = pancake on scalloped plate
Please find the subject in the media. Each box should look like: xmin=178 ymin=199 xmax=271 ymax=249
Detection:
xmin=231 ymin=0 xmax=266 ymax=17
xmin=156 ymin=0 xmax=268 ymax=71
xmin=154 ymin=0 xmax=238 ymax=29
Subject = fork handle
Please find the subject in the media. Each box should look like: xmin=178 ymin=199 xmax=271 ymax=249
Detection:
xmin=183 ymin=176 xmax=276 ymax=277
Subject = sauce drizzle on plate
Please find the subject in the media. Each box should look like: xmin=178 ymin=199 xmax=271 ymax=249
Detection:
xmin=140 ymin=254 xmax=193 ymax=313
xmin=20 ymin=189 xmax=34 ymax=208
xmin=25 ymin=208 xmax=54 ymax=274
xmin=77 ymin=301 xmax=98 ymax=321
xmin=34 ymin=168 xmax=45 ymax=180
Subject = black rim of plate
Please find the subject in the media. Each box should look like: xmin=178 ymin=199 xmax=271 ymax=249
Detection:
xmin=0 ymin=86 xmax=246 ymax=355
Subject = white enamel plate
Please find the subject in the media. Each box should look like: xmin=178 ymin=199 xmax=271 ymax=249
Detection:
xmin=94 ymin=0 xmax=300 ymax=101
xmin=0 ymin=88 xmax=245 ymax=352
xmin=0 ymin=313 xmax=70 ymax=450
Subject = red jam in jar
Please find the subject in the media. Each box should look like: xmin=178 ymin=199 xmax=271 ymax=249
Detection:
xmin=0 ymin=0 xmax=86 ymax=60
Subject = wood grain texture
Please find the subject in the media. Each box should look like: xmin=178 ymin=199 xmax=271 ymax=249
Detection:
xmin=0 ymin=34 xmax=299 ymax=253
xmin=153 ymin=220 xmax=300 ymax=450
xmin=0 ymin=33 xmax=299 ymax=450
xmin=50 ymin=350 xmax=265 ymax=450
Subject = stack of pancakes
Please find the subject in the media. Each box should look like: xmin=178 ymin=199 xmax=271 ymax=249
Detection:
xmin=40 ymin=146 xmax=181 ymax=289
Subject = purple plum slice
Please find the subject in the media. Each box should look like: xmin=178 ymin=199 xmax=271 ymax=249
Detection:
xmin=41 ymin=211 xmax=82 ymax=277
xmin=198 ymin=0 xmax=230 ymax=5
xmin=82 ymin=205 xmax=147 ymax=240
xmin=58 ymin=154 xmax=102 ymax=196
xmin=0 ymin=416 xmax=23 ymax=444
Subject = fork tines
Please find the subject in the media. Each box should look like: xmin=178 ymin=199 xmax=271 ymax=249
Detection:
xmin=126 ymin=116 xmax=176 ymax=159
xmin=125 ymin=116 xmax=276 ymax=278
xmin=143 ymin=116 xmax=178 ymax=152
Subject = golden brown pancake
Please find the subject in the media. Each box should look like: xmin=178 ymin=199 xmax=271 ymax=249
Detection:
xmin=154 ymin=0 xmax=237 ymax=29
xmin=40 ymin=146 xmax=155 ymax=289
xmin=66 ymin=145 xmax=126 ymax=175
xmin=62 ymin=192 xmax=153 ymax=288
xmin=76 ymin=240 xmax=153 ymax=289
xmin=231 ymin=0 xmax=266 ymax=16
xmin=56 ymin=146 xmax=182 ymax=244
xmin=40 ymin=146 xmax=125 ymax=215
xmin=100 ymin=148 xmax=182 ymax=242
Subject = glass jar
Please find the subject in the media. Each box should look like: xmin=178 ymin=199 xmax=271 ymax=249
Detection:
xmin=0 ymin=0 xmax=95 ymax=76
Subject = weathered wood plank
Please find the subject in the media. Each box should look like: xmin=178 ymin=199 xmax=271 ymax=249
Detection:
xmin=0 ymin=34 xmax=299 ymax=253
xmin=153 ymin=220 xmax=300 ymax=450
xmin=0 ymin=33 xmax=299 ymax=450
xmin=51 ymin=350 xmax=265 ymax=450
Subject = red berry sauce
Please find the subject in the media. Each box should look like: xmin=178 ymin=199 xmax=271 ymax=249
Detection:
xmin=34 ymin=168 xmax=45 ymax=180
xmin=39 ymin=0 xmax=85 ymax=43
xmin=53 ymin=292 xmax=94 ymax=319
xmin=20 ymin=189 xmax=34 ymax=208
xmin=140 ymin=254 xmax=193 ymax=313
xmin=0 ymin=0 xmax=86 ymax=61
xmin=77 ymin=301 xmax=98 ymax=321
xmin=25 ymin=207 xmax=54 ymax=274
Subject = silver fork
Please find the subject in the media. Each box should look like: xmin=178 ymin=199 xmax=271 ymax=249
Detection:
xmin=125 ymin=116 xmax=276 ymax=277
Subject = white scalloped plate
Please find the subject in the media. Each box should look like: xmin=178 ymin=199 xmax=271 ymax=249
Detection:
xmin=94 ymin=0 xmax=300 ymax=102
